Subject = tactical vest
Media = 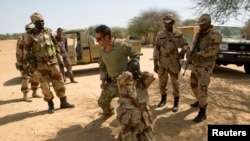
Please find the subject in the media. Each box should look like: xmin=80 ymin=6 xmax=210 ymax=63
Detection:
xmin=33 ymin=28 xmax=56 ymax=59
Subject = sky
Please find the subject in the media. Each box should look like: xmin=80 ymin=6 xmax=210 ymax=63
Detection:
xmin=0 ymin=0 xmax=247 ymax=34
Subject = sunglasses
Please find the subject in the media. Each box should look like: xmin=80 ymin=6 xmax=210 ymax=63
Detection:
xmin=96 ymin=37 xmax=102 ymax=42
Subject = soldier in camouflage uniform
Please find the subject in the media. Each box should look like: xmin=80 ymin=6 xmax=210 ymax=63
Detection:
xmin=116 ymin=60 xmax=155 ymax=141
xmin=189 ymin=13 xmax=222 ymax=122
xmin=153 ymin=14 xmax=189 ymax=112
xmin=95 ymin=25 xmax=140 ymax=115
xmin=16 ymin=23 xmax=42 ymax=102
xmin=25 ymin=12 xmax=74 ymax=113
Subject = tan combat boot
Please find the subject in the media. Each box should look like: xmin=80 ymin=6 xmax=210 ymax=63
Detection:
xmin=23 ymin=92 xmax=32 ymax=102
xmin=32 ymin=90 xmax=42 ymax=98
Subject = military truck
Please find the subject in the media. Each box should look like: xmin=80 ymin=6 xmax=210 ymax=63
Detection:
xmin=177 ymin=25 xmax=250 ymax=74
xmin=62 ymin=28 xmax=142 ymax=66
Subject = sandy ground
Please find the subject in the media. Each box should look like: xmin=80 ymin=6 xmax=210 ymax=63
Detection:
xmin=0 ymin=40 xmax=250 ymax=141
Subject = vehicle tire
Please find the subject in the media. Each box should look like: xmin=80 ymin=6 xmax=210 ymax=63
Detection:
xmin=244 ymin=63 xmax=250 ymax=74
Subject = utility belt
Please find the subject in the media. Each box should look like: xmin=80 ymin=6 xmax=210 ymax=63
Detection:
xmin=120 ymin=94 xmax=130 ymax=98
xmin=159 ymin=52 xmax=171 ymax=58
xmin=195 ymin=56 xmax=215 ymax=62
xmin=36 ymin=55 xmax=56 ymax=62
xmin=107 ymin=75 xmax=118 ymax=82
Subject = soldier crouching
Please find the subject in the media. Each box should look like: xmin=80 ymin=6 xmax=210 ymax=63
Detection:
xmin=116 ymin=60 xmax=155 ymax=141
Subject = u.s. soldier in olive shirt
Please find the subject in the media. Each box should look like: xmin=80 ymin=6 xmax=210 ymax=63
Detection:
xmin=95 ymin=25 xmax=140 ymax=115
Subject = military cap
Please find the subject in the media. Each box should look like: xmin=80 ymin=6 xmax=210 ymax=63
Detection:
xmin=30 ymin=12 xmax=44 ymax=23
xmin=197 ymin=13 xmax=211 ymax=25
xmin=163 ymin=14 xmax=175 ymax=23
xmin=25 ymin=23 xmax=35 ymax=29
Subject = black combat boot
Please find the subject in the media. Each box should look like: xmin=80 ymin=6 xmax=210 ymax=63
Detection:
xmin=60 ymin=96 xmax=75 ymax=109
xmin=193 ymin=104 xmax=207 ymax=123
xmin=157 ymin=94 xmax=167 ymax=107
xmin=172 ymin=96 xmax=179 ymax=112
xmin=190 ymin=101 xmax=199 ymax=107
xmin=48 ymin=100 xmax=54 ymax=114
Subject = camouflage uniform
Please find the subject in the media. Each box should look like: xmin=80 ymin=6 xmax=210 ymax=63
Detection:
xmin=189 ymin=13 xmax=222 ymax=122
xmin=153 ymin=14 xmax=189 ymax=111
xmin=98 ymin=40 xmax=140 ymax=115
xmin=116 ymin=71 xmax=155 ymax=141
xmin=25 ymin=12 xmax=74 ymax=113
xmin=16 ymin=24 xmax=42 ymax=102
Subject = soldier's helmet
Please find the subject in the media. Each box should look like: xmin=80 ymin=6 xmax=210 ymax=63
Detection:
xmin=30 ymin=12 xmax=44 ymax=23
xmin=127 ymin=59 xmax=140 ymax=79
xmin=197 ymin=13 xmax=211 ymax=25
xmin=163 ymin=14 xmax=175 ymax=24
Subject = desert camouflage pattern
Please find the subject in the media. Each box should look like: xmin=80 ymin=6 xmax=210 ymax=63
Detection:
xmin=190 ymin=26 xmax=222 ymax=107
xmin=98 ymin=40 xmax=140 ymax=114
xmin=16 ymin=36 xmax=25 ymax=67
xmin=16 ymin=34 xmax=40 ymax=94
xmin=30 ymin=12 xmax=44 ymax=23
xmin=153 ymin=29 xmax=188 ymax=96
xmin=116 ymin=71 xmax=155 ymax=141
xmin=25 ymin=27 xmax=66 ymax=101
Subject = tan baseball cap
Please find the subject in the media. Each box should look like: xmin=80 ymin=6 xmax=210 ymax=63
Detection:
xmin=197 ymin=13 xmax=211 ymax=25
xmin=163 ymin=14 xmax=175 ymax=23
xmin=30 ymin=12 xmax=44 ymax=23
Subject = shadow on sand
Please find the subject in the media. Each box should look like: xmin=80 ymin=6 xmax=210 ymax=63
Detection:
xmin=46 ymin=116 xmax=117 ymax=141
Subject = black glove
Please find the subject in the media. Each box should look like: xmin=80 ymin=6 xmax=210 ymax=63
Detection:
xmin=154 ymin=65 xmax=159 ymax=73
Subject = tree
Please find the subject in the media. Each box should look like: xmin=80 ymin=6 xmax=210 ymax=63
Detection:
xmin=127 ymin=8 xmax=181 ymax=45
xmin=242 ymin=20 xmax=250 ymax=39
xmin=88 ymin=25 xmax=99 ymax=36
xmin=111 ymin=27 xmax=126 ymax=39
xmin=181 ymin=19 xmax=197 ymax=26
xmin=88 ymin=25 xmax=127 ymax=40
xmin=191 ymin=0 xmax=250 ymax=24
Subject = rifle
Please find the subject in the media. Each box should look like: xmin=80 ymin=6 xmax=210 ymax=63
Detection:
xmin=182 ymin=32 xmax=201 ymax=76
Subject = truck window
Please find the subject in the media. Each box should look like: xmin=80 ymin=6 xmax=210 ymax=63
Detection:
xmin=214 ymin=26 xmax=241 ymax=38
xmin=64 ymin=33 xmax=77 ymax=47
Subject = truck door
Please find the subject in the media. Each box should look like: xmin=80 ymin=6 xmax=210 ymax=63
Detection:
xmin=79 ymin=31 xmax=92 ymax=63
xmin=78 ymin=29 xmax=100 ymax=64
xmin=65 ymin=33 xmax=77 ymax=65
